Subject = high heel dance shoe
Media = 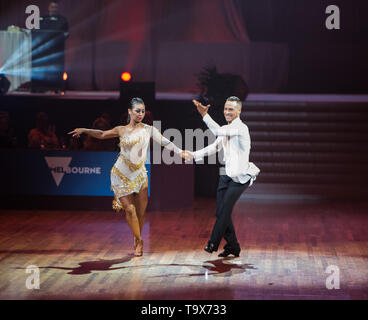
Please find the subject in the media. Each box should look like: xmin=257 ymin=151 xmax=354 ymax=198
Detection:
xmin=134 ymin=239 xmax=144 ymax=257
xmin=134 ymin=237 xmax=138 ymax=249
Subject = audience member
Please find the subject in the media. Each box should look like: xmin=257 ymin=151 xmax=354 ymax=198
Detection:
xmin=28 ymin=112 xmax=59 ymax=149
xmin=0 ymin=111 xmax=17 ymax=148
xmin=83 ymin=116 xmax=117 ymax=151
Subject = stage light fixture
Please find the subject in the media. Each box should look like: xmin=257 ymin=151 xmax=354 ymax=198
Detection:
xmin=63 ymin=72 xmax=68 ymax=81
xmin=121 ymin=72 xmax=132 ymax=82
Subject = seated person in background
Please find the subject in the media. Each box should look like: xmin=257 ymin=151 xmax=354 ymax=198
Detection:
xmin=83 ymin=116 xmax=117 ymax=151
xmin=100 ymin=112 xmax=112 ymax=127
xmin=0 ymin=111 xmax=17 ymax=148
xmin=28 ymin=112 xmax=59 ymax=149
xmin=68 ymin=135 xmax=82 ymax=150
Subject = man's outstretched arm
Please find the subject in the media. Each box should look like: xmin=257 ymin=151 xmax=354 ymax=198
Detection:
xmin=192 ymin=137 xmax=223 ymax=162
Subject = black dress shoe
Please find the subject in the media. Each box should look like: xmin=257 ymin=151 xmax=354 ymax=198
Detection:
xmin=204 ymin=241 xmax=217 ymax=253
xmin=218 ymin=247 xmax=240 ymax=257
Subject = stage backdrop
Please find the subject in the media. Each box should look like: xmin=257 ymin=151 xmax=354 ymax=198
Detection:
xmin=0 ymin=0 xmax=288 ymax=93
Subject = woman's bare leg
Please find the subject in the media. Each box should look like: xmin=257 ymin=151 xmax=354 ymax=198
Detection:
xmin=134 ymin=178 xmax=149 ymax=233
xmin=131 ymin=178 xmax=149 ymax=256
xmin=119 ymin=194 xmax=142 ymax=243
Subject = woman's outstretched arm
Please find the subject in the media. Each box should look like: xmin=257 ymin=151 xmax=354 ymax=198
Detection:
xmin=151 ymin=126 xmax=192 ymax=162
xmin=151 ymin=126 xmax=182 ymax=153
xmin=68 ymin=126 xmax=122 ymax=140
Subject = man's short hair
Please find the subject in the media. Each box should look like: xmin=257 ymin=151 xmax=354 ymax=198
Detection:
xmin=226 ymin=96 xmax=242 ymax=109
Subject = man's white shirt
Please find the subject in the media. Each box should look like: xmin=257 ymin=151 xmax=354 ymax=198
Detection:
xmin=193 ymin=113 xmax=260 ymax=185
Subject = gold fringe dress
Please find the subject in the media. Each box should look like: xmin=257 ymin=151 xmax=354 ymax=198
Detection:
xmin=110 ymin=123 xmax=182 ymax=211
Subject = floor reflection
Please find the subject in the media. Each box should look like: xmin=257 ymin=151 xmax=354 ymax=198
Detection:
xmin=149 ymin=257 xmax=257 ymax=278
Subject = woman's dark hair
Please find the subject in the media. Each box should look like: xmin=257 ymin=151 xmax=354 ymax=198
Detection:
xmin=129 ymin=97 xmax=145 ymax=109
xmin=126 ymin=97 xmax=145 ymax=124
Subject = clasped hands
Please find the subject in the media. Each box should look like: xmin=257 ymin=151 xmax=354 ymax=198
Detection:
xmin=181 ymin=150 xmax=194 ymax=163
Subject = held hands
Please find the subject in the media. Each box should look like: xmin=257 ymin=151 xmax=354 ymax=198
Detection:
xmin=68 ymin=128 xmax=85 ymax=138
xmin=181 ymin=150 xmax=194 ymax=163
xmin=192 ymin=100 xmax=210 ymax=117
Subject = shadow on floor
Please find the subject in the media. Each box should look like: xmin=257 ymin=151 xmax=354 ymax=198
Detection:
xmin=15 ymin=255 xmax=134 ymax=275
xmin=15 ymin=256 xmax=256 ymax=277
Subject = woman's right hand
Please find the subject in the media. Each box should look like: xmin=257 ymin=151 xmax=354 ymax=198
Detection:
xmin=182 ymin=150 xmax=194 ymax=163
xmin=68 ymin=128 xmax=85 ymax=138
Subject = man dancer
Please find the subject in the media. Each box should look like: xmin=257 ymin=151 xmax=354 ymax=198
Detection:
xmin=191 ymin=97 xmax=260 ymax=257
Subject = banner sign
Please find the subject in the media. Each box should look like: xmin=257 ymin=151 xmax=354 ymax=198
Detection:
xmin=0 ymin=150 xmax=150 ymax=196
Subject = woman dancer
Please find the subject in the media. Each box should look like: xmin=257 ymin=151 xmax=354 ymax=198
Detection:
xmin=69 ymin=98 xmax=190 ymax=256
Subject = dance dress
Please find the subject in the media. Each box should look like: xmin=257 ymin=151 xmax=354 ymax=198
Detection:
xmin=111 ymin=123 xmax=182 ymax=211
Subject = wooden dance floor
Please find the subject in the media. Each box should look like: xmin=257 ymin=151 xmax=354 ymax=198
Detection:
xmin=0 ymin=199 xmax=367 ymax=300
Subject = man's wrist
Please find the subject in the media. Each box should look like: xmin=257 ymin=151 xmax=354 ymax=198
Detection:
xmin=202 ymin=113 xmax=210 ymax=121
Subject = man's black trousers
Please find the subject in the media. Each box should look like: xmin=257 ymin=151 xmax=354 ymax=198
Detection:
xmin=210 ymin=174 xmax=250 ymax=251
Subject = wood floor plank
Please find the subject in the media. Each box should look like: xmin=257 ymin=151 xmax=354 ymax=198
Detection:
xmin=0 ymin=199 xmax=367 ymax=299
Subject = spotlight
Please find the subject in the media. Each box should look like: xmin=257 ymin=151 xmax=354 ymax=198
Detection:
xmin=0 ymin=74 xmax=11 ymax=95
xmin=61 ymin=72 xmax=68 ymax=93
xmin=121 ymin=72 xmax=132 ymax=82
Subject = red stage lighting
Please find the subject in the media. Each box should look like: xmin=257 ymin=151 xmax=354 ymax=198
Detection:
xmin=63 ymin=72 xmax=68 ymax=81
xmin=121 ymin=72 xmax=132 ymax=82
